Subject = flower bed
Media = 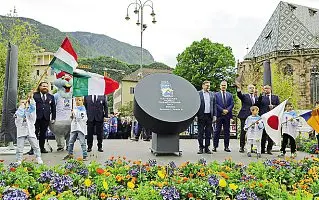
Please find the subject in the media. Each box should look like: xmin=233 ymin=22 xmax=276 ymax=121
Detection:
xmin=296 ymin=137 xmax=319 ymax=154
xmin=0 ymin=156 xmax=318 ymax=200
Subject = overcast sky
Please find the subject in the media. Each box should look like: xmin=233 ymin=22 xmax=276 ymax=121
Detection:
xmin=1 ymin=0 xmax=319 ymax=67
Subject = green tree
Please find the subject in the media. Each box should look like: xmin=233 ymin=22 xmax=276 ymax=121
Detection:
xmin=118 ymin=101 xmax=134 ymax=117
xmin=174 ymin=38 xmax=236 ymax=91
xmin=272 ymin=64 xmax=300 ymax=108
xmin=0 ymin=18 xmax=40 ymax=116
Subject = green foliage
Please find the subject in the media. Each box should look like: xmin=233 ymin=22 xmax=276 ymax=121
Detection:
xmin=174 ymin=38 xmax=236 ymax=91
xmin=272 ymin=64 xmax=300 ymax=108
xmin=118 ymin=101 xmax=134 ymax=117
xmin=0 ymin=16 xmax=154 ymax=64
xmin=0 ymin=17 xmax=40 ymax=118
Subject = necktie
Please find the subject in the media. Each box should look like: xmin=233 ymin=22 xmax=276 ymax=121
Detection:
xmin=94 ymin=95 xmax=97 ymax=103
xmin=250 ymin=94 xmax=254 ymax=104
xmin=222 ymin=92 xmax=226 ymax=106
xmin=41 ymin=94 xmax=45 ymax=102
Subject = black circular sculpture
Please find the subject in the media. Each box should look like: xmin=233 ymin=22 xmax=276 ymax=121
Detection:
xmin=134 ymin=73 xmax=200 ymax=155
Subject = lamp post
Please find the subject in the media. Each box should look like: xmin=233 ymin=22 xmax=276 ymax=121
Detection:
xmin=125 ymin=0 xmax=157 ymax=78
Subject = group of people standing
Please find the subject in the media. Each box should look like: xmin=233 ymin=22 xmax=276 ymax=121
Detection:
xmin=15 ymin=81 xmax=108 ymax=164
xmin=196 ymin=80 xmax=284 ymax=156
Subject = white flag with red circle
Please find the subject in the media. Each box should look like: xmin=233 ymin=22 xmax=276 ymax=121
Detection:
xmin=261 ymin=99 xmax=288 ymax=145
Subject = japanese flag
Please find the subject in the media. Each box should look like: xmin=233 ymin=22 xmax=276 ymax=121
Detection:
xmin=261 ymin=99 xmax=288 ymax=145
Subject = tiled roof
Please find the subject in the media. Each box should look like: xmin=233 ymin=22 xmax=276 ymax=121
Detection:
xmin=245 ymin=1 xmax=319 ymax=59
xmin=122 ymin=68 xmax=172 ymax=82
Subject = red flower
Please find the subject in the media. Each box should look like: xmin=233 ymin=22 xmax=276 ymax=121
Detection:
xmin=96 ymin=168 xmax=105 ymax=175
xmin=10 ymin=167 xmax=16 ymax=172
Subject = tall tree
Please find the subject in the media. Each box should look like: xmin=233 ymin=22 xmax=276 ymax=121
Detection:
xmin=174 ymin=38 xmax=236 ymax=91
xmin=0 ymin=18 xmax=40 ymax=118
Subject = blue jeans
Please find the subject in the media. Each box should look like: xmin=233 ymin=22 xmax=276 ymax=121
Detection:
xmin=68 ymin=131 xmax=87 ymax=158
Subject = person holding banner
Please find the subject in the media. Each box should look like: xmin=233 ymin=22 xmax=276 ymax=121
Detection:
xmin=279 ymin=102 xmax=299 ymax=158
xmin=256 ymin=85 xmax=280 ymax=154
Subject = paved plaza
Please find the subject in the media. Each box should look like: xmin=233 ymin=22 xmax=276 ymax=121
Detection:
xmin=1 ymin=138 xmax=312 ymax=166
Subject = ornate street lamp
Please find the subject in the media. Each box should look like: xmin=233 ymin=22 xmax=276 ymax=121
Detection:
xmin=125 ymin=0 xmax=157 ymax=78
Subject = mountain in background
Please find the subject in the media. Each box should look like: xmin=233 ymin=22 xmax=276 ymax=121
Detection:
xmin=0 ymin=15 xmax=155 ymax=64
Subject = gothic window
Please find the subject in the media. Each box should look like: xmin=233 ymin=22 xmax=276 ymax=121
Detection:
xmin=311 ymin=65 xmax=319 ymax=104
xmin=283 ymin=64 xmax=293 ymax=75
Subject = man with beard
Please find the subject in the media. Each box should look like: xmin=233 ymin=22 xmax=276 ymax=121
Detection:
xmin=236 ymin=84 xmax=257 ymax=153
xmin=29 ymin=82 xmax=56 ymax=154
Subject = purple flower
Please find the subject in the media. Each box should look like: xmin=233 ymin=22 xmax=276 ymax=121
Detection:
xmin=168 ymin=161 xmax=177 ymax=169
xmin=50 ymin=175 xmax=73 ymax=193
xmin=0 ymin=180 xmax=5 ymax=187
xmin=235 ymin=188 xmax=260 ymax=200
xmin=2 ymin=187 xmax=28 ymax=200
xmin=77 ymin=168 xmax=89 ymax=177
xmin=208 ymin=175 xmax=219 ymax=187
xmin=160 ymin=186 xmax=180 ymax=200
xmin=105 ymin=160 xmax=115 ymax=167
xmin=128 ymin=168 xmax=139 ymax=177
xmin=38 ymin=170 xmax=56 ymax=183
xmin=148 ymin=159 xmax=157 ymax=167
xmin=198 ymin=158 xmax=207 ymax=166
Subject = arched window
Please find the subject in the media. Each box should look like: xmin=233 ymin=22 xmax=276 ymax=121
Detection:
xmin=283 ymin=64 xmax=293 ymax=75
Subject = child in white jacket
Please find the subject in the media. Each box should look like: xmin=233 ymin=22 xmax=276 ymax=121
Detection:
xmin=244 ymin=106 xmax=264 ymax=158
xmin=279 ymin=102 xmax=299 ymax=158
xmin=63 ymin=97 xmax=88 ymax=160
xmin=15 ymin=96 xmax=43 ymax=165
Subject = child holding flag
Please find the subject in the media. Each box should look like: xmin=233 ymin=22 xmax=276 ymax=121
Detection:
xmin=244 ymin=106 xmax=264 ymax=158
xmin=63 ymin=97 xmax=88 ymax=160
xmin=279 ymin=102 xmax=299 ymax=158
xmin=15 ymin=93 xmax=43 ymax=165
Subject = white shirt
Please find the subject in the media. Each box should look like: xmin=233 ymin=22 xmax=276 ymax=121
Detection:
xmin=203 ymin=91 xmax=210 ymax=113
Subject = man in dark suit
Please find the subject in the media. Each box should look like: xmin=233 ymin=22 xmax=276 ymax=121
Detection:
xmin=236 ymin=84 xmax=257 ymax=153
xmin=197 ymin=80 xmax=216 ymax=154
xmin=213 ymin=81 xmax=234 ymax=152
xmin=33 ymin=81 xmax=56 ymax=153
xmin=255 ymin=85 xmax=280 ymax=154
xmin=84 ymin=95 xmax=108 ymax=152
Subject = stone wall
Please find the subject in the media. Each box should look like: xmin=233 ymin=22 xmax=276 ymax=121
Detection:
xmin=238 ymin=49 xmax=319 ymax=109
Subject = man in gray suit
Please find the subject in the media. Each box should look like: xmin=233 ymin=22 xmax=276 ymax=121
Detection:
xmin=196 ymin=80 xmax=217 ymax=154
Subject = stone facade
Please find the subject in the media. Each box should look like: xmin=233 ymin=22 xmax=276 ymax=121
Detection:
xmin=238 ymin=48 xmax=319 ymax=109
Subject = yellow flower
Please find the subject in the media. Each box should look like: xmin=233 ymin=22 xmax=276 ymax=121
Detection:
xmin=50 ymin=191 xmax=56 ymax=195
xmin=103 ymin=180 xmax=108 ymax=190
xmin=229 ymin=183 xmax=238 ymax=190
xmin=158 ymin=170 xmax=166 ymax=179
xmin=84 ymin=179 xmax=92 ymax=187
xmin=127 ymin=181 xmax=135 ymax=189
xmin=219 ymin=179 xmax=227 ymax=187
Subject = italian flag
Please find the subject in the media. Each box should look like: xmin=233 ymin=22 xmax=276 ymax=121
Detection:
xmin=49 ymin=37 xmax=78 ymax=74
xmin=73 ymin=69 xmax=119 ymax=96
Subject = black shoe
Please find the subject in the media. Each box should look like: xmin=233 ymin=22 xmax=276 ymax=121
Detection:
xmin=130 ymin=138 xmax=139 ymax=141
xmin=205 ymin=149 xmax=212 ymax=154
xmin=224 ymin=148 xmax=231 ymax=152
xmin=98 ymin=148 xmax=104 ymax=152
xmin=57 ymin=147 xmax=64 ymax=152
xmin=87 ymin=148 xmax=92 ymax=152
xmin=143 ymin=139 xmax=150 ymax=141
xmin=212 ymin=147 xmax=217 ymax=152
xmin=27 ymin=150 xmax=34 ymax=155
xmin=239 ymin=148 xmax=244 ymax=153
xmin=261 ymin=150 xmax=266 ymax=154
xmin=267 ymin=151 xmax=273 ymax=155
xmin=41 ymin=149 xmax=48 ymax=153
xmin=197 ymin=149 xmax=203 ymax=154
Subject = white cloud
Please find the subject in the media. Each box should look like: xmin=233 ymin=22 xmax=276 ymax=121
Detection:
xmin=1 ymin=0 xmax=319 ymax=67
